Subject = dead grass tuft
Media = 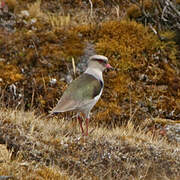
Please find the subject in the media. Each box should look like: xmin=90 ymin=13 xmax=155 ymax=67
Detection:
xmin=48 ymin=13 xmax=71 ymax=30
xmin=27 ymin=0 xmax=44 ymax=18
xmin=0 ymin=108 xmax=180 ymax=179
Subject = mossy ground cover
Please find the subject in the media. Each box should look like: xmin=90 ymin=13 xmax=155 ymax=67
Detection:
xmin=0 ymin=0 xmax=179 ymax=124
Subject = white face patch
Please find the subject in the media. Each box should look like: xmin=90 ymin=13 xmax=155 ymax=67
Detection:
xmin=85 ymin=68 xmax=104 ymax=83
xmin=89 ymin=55 xmax=108 ymax=62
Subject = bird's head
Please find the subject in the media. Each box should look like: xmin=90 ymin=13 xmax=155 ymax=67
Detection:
xmin=88 ymin=55 xmax=113 ymax=72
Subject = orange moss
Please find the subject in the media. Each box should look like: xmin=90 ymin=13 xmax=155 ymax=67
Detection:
xmin=0 ymin=62 xmax=23 ymax=85
xmin=127 ymin=4 xmax=142 ymax=18
xmin=62 ymin=30 xmax=84 ymax=59
xmin=127 ymin=0 xmax=153 ymax=18
xmin=73 ymin=20 xmax=179 ymax=124
xmin=0 ymin=0 xmax=179 ymax=124
xmin=34 ymin=166 xmax=68 ymax=179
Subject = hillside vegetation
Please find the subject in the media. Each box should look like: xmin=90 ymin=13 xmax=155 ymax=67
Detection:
xmin=0 ymin=0 xmax=179 ymax=124
xmin=0 ymin=0 xmax=180 ymax=179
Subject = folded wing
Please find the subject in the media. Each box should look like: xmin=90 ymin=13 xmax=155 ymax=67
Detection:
xmin=51 ymin=73 xmax=103 ymax=114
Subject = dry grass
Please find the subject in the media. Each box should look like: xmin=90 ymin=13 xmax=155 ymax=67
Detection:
xmin=25 ymin=0 xmax=126 ymax=30
xmin=48 ymin=13 xmax=71 ymax=30
xmin=27 ymin=0 xmax=71 ymax=30
xmin=27 ymin=0 xmax=44 ymax=18
xmin=0 ymin=108 xmax=180 ymax=179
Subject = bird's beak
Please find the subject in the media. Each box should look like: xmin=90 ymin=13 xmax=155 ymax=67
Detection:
xmin=106 ymin=63 xmax=113 ymax=69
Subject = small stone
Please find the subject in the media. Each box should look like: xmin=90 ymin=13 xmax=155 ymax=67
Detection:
xmin=50 ymin=78 xmax=57 ymax=85
xmin=0 ymin=58 xmax=5 ymax=62
xmin=30 ymin=18 xmax=37 ymax=24
xmin=64 ymin=144 xmax=68 ymax=148
xmin=21 ymin=10 xmax=30 ymax=17
xmin=139 ymin=74 xmax=148 ymax=81
xmin=23 ymin=20 xmax=28 ymax=25
xmin=9 ymin=84 xmax=16 ymax=96
xmin=66 ymin=74 xmax=73 ymax=84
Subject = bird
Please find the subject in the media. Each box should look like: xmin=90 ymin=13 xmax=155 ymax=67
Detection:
xmin=50 ymin=55 xmax=113 ymax=136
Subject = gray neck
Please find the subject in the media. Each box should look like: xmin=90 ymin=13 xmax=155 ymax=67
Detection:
xmin=84 ymin=67 xmax=104 ymax=82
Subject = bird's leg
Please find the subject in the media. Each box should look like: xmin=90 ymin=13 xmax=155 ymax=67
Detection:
xmin=85 ymin=118 xmax=89 ymax=136
xmin=78 ymin=115 xmax=84 ymax=135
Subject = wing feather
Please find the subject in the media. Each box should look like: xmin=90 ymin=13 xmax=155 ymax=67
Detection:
xmin=51 ymin=73 xmax=103 ymax=114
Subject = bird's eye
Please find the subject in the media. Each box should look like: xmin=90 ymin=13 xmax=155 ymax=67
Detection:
xmin=98 ymin=59 xmax=106 ymax=64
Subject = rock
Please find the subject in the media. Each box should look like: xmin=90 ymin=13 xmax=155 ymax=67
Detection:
xmin=50 ymin=78 xmax=57 ymax=85
xmin=20 ymin=10 xmax=29 ymax=17
xmin=165 ymin=124 xmax=180 ymax=143
xmin=30 ymin=18 xmax=37 ymax=24
xmin=0 ymin=176 xmax=13 ymax=180
xmin=77 ymin=42 xmax=95 ymax=73
xmin=0 ymin=58 xmax=5 ymax=62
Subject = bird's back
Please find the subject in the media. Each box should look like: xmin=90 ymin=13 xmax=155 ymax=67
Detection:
xmin=51 ymin=73 xmax=103 ymax=114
